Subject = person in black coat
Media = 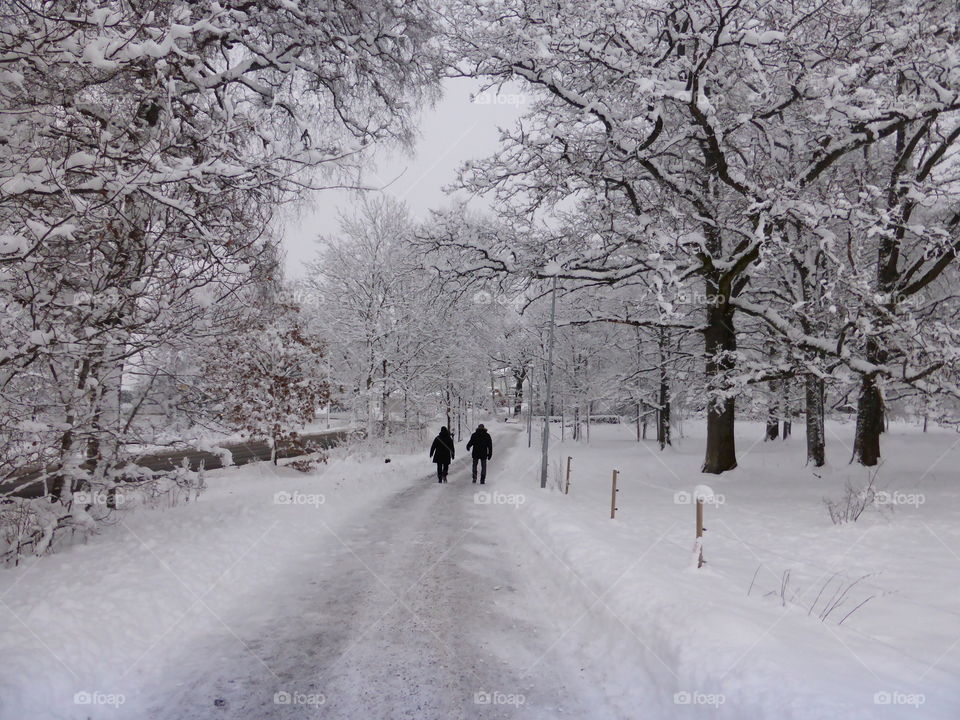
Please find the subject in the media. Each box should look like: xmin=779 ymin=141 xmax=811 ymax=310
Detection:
xmin=429 ymin=426 xmax=455 ymax=483
xmin=465 ymin=424 xmax=493 ymax=484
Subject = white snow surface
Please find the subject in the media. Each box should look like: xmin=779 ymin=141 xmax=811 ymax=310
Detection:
xmin=1 ymin=420 xmax=958 ymax=719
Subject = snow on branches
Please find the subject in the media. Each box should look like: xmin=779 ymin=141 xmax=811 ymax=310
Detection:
xmin=0 ymin=0 xmax=438 ymax=555
xmin=435 ymin=0 xmax=960 ymax=469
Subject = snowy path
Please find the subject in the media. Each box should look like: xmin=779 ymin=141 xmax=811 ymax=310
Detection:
xmin=136 ymin=427 xmax=644 ymax=719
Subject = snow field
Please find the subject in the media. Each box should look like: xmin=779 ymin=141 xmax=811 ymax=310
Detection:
xmin=493 ymin=418 xmax=960 ymax=719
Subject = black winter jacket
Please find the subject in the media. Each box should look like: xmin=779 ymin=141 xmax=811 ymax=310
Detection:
xmin=466 ymin=429 xmax=493 ymax=460
xmin=430 ymin=433 xmax=455 ymax=464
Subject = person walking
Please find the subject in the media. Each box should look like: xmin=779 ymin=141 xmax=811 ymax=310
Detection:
xmin=429 ymin=426 xmax=455 ymax=483
xmin=466 ymin=423 xmax=493 ymax=484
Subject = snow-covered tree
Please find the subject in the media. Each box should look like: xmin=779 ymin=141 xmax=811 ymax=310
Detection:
xmin=201 ymin=301 xmax=328 ymax=463
xmin=0 ymin=0 xmax=438 ymax=553
xmin=430 ymin=0 xmax=960 ymax=472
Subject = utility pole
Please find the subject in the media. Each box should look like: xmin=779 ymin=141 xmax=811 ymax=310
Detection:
xmin=540 ymin=274 xmax=558 ymax=489
xmin=527 ymin=373 xmax=534 ymax=448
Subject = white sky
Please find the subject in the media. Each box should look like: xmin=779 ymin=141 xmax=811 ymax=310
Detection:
xmin=279 ymin=78 xmax=527 ymax=278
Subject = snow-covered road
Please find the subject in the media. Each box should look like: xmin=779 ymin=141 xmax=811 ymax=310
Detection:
xmin=134 ymin=426 xmax=640 ymax=719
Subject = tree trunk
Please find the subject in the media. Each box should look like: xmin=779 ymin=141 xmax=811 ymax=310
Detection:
xmin=698 ymin=132 xmax=738 ymax=474
xmin=365 ymin=367 xmax=377 ymax=438
xmin=853 ymin=337 xmax=885 ymax=466
xmin=765 ymin=342 xmax=779 ymax=441
xmin=853 ymin=128 xmax=903 ymax=464
xmin=657 ymin=326 xmax=671 ymax=450
xmin=52 ymin=356 xmax=96 ymax=501
xmin=805 ymin=374 xmax=825 ymax=466
xmin=445 ymin=385 xmax=452 ymax=430
xmin=489 ymin=370 xmax=497 ymax=417
xmin=853 ymin=377 xmax=884 ymax=466
xmin=702 ymin=295 xmax=738 ymax=473
xmin=560 ymin=397 xmax=565 ymax=442
xmin=381 ymin=358 xmax=389 ymax=438
xmin=657 ymin=394 xmax=671 ymax=450
xmin=765 ymin=379 xmax=780 ymax=441
xmin=513 ymin=368 xmax=526 ymax=416
xmin=781 ymin=377 xmax=792 ymax=440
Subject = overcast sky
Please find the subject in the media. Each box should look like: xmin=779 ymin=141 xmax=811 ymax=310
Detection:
xmin=279 ymin=78 xmax=527 ymax=277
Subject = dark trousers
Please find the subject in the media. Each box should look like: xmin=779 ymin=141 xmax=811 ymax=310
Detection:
xmin=436 ymin=463 xmax=449 ymax=482
xmin=471 ymin=457 xmax=487 ymax=483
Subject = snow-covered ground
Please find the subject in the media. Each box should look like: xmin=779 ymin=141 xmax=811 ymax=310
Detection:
xmin=498 ymin=418 xmax=960 ymax=719
xmin=1 ymin=419 xmax=958 ymax=719
xmin=0 ymin=446 xmax=425 ymax=719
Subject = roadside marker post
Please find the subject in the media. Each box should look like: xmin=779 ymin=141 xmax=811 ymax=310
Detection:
xmin=610 ymin=469 xmax=619 ymax=519
xmin=696 ymin=497 xmax=705 ymax=568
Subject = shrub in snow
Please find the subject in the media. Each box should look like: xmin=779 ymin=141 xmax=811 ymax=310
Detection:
xmin=822 ymin=471 xmax=886 ymax=525
xmin=287 ymin=452 xmax=329 ymax=473
xmin=1 ymin=461 xmax=205 ymax=565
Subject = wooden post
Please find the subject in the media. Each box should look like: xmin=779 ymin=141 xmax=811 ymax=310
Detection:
xmin=564 ymin=456 xmax=572 ymax=494
xmin=610 ymin=469 xmax=619 ymax=519
xmin=696 ymin=498 xmax=705 ymax=568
